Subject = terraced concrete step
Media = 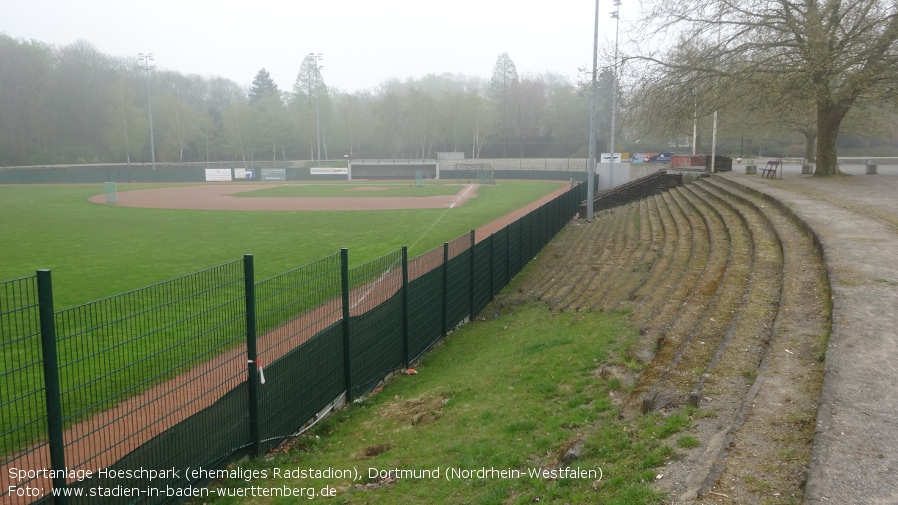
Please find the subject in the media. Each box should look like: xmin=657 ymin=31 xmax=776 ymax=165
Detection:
xmin=556 ymin=202 xmax=638 ymax=310
xmin=625 ymin=185 xmax=745 ymax=417
xmin=699 ymin=175 xmax=830 ymax=503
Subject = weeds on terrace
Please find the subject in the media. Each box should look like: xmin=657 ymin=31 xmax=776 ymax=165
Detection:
xmin=200 ymin=302 xmax=690 ymax=504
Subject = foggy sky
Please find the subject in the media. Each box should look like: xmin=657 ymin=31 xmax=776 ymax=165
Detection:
xmin=0 ymin=0 xmax=638 ymax=92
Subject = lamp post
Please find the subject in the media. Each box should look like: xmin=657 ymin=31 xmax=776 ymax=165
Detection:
xmin=586 ymin=0 xmax=600 ymax=221
xmin=138 ymin=53 xmax=156 ymax=170
xmin=609 ymin=1 xmax=621 ymax=187
xmin=309 ymin=53 xmax=324 ymax=168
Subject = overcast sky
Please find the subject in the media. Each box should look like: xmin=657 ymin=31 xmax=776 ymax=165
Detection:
xmin=1 ymin=0 xmax=641 ymax=92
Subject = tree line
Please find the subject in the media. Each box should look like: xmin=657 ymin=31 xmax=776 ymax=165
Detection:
xmin=7 ymin=2 xmax=897 ymax=174
xmin=0 ymin=35 xmax=614 ymax=167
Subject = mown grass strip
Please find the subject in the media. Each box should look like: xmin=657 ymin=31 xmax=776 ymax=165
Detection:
xmin=202 ymin=295 xmax=693 ymax=504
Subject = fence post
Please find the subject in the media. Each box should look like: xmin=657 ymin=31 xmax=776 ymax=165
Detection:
xmin=243 ymin=254 xmax=261 ymax=457
xmin=36 ymin=270 xmax=67 ymax=504
xmin=469 ymin=230 xmax=475 ymax=321
xmin=401 ymin=246 xmax=410 ymax=369
xmin=442 ymin=242 xmax=449 ymax=337
xmin=340 ymin=248 xmax=354 ymax=403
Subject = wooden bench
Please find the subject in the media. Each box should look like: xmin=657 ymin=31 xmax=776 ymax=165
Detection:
xmin=760 ymin=160 xmax=780 ymax=178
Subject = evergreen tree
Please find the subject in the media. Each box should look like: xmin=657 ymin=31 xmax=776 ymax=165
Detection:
xmin=249 ymin=68 xmax=279 ymax=103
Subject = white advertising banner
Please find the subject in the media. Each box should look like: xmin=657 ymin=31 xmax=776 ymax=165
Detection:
xmin=310 ymin=167 xmax=348 ymax=175
xmin=233 ymin=168 xmax=247 ymax=179
xmin=261 ymin=168 xmax=287 ymax=181
xmin=205 ymin=168 xmax=233 ymax=182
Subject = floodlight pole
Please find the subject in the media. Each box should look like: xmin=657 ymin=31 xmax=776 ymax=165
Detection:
xmin=586 ymin=0 xmax=600 ymax=221
xmin=310 ymin=53 xmax=323 ymax=168
xmin=138 ymin=53 xmax=156 ymax=170
xmin=609 ymin=2 xmax=621 ymax=186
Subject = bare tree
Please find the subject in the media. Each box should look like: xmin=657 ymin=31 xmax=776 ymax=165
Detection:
xmin=634 ymin=0 xmax=898 ymax=175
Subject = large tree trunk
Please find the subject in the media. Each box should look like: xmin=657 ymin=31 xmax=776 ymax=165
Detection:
xmin=814 ymin=101 xmax=847 ymax=176
xmin=803 ymin=130 xmax=817 ymax=163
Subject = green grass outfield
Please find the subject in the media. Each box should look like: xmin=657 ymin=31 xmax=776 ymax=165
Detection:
xmin=0 ymin=180 xmax=563 ymax=310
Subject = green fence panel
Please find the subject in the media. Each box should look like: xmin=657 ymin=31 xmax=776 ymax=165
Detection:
xmin=51 ymin=260 xmax=246 ymax=487
xmin=0 ymin=276 xmax=48 ymax=504
xmin=446 ymin=235 xmax=472 ymax=330
xmin=253 ymin=253 xmax=344 ymax=451
xmin=538 ymin=206 xmax=547 ymax=249
xmin=407 ymin=245 xmax=445 ymax=362
xmin=348 ymin=292 xmax=404 ymax=399
xmin=523 ymin=211 xmax=535 ymax=268
xmin=446 ymin=253 xmax=471 ymax=330
xmin=492 ymin=227 xmax=509 ymax=292
xmin=347 ymin=250 xmax=404 ymax=399
xmin=255 ymin=253 xmax=342 ymax=354
xmin=65 ymin=381 xmax=249 ymax=504
xmin=407 ymin=270 xmax=443 ymax=362
xmin=472 ymin=240 xmax=493 ymax=315
xmin=259 ymin=322 xmax=345 ymax=453
xmin=508 ymin=219 xmax=526 ymax=277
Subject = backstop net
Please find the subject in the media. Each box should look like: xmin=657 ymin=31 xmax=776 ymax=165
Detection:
xmin=455 ymin=163 xmax=496 ymax=185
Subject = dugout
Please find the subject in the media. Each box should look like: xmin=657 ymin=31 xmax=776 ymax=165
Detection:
xmin=348 ymin=159 xmax=437 ymax=180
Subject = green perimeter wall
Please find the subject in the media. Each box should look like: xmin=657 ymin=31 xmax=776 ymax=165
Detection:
xmin=0 ymin=165 xmax=589 ymax=184
xmin=0 ymin=165 xmax=345 ymax=184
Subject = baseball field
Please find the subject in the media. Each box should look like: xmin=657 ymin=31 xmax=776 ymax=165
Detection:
xmin=0 ymin=180 xmax=565 ymax=309
xmin=1 ymin=178 xmax=571 ymax=463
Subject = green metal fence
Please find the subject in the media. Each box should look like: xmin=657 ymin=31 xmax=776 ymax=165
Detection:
xmin=0 ymin=275 xmax=50 ymax=504
xmin=0 ymin=182 xmax=586 ymax=504
xmin=406 ymin=246 xmax=446 ymax=363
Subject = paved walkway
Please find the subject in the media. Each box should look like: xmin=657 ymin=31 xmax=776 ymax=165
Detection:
xmin=723 ymin=172 xmax=898 ymax=505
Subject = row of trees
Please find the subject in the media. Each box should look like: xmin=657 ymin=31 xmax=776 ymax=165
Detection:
xmin=0 ymin=35 xmax=614 ymax=167
xmin=625 ymin=0 xmax=898 ymax=175
xmin=5 ymin=2 xmax=898 ymax=173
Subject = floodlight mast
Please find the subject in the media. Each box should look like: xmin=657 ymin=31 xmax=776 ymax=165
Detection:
xmin=310 ymin=53 xmax=324 ymax=168
xmin=586 ymin=0 xmax=600 ymax=221
xmin=138 ymin=53 xmax=156 ymax=170
xmin=609 ymin=1 xmax=621 ymax=186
